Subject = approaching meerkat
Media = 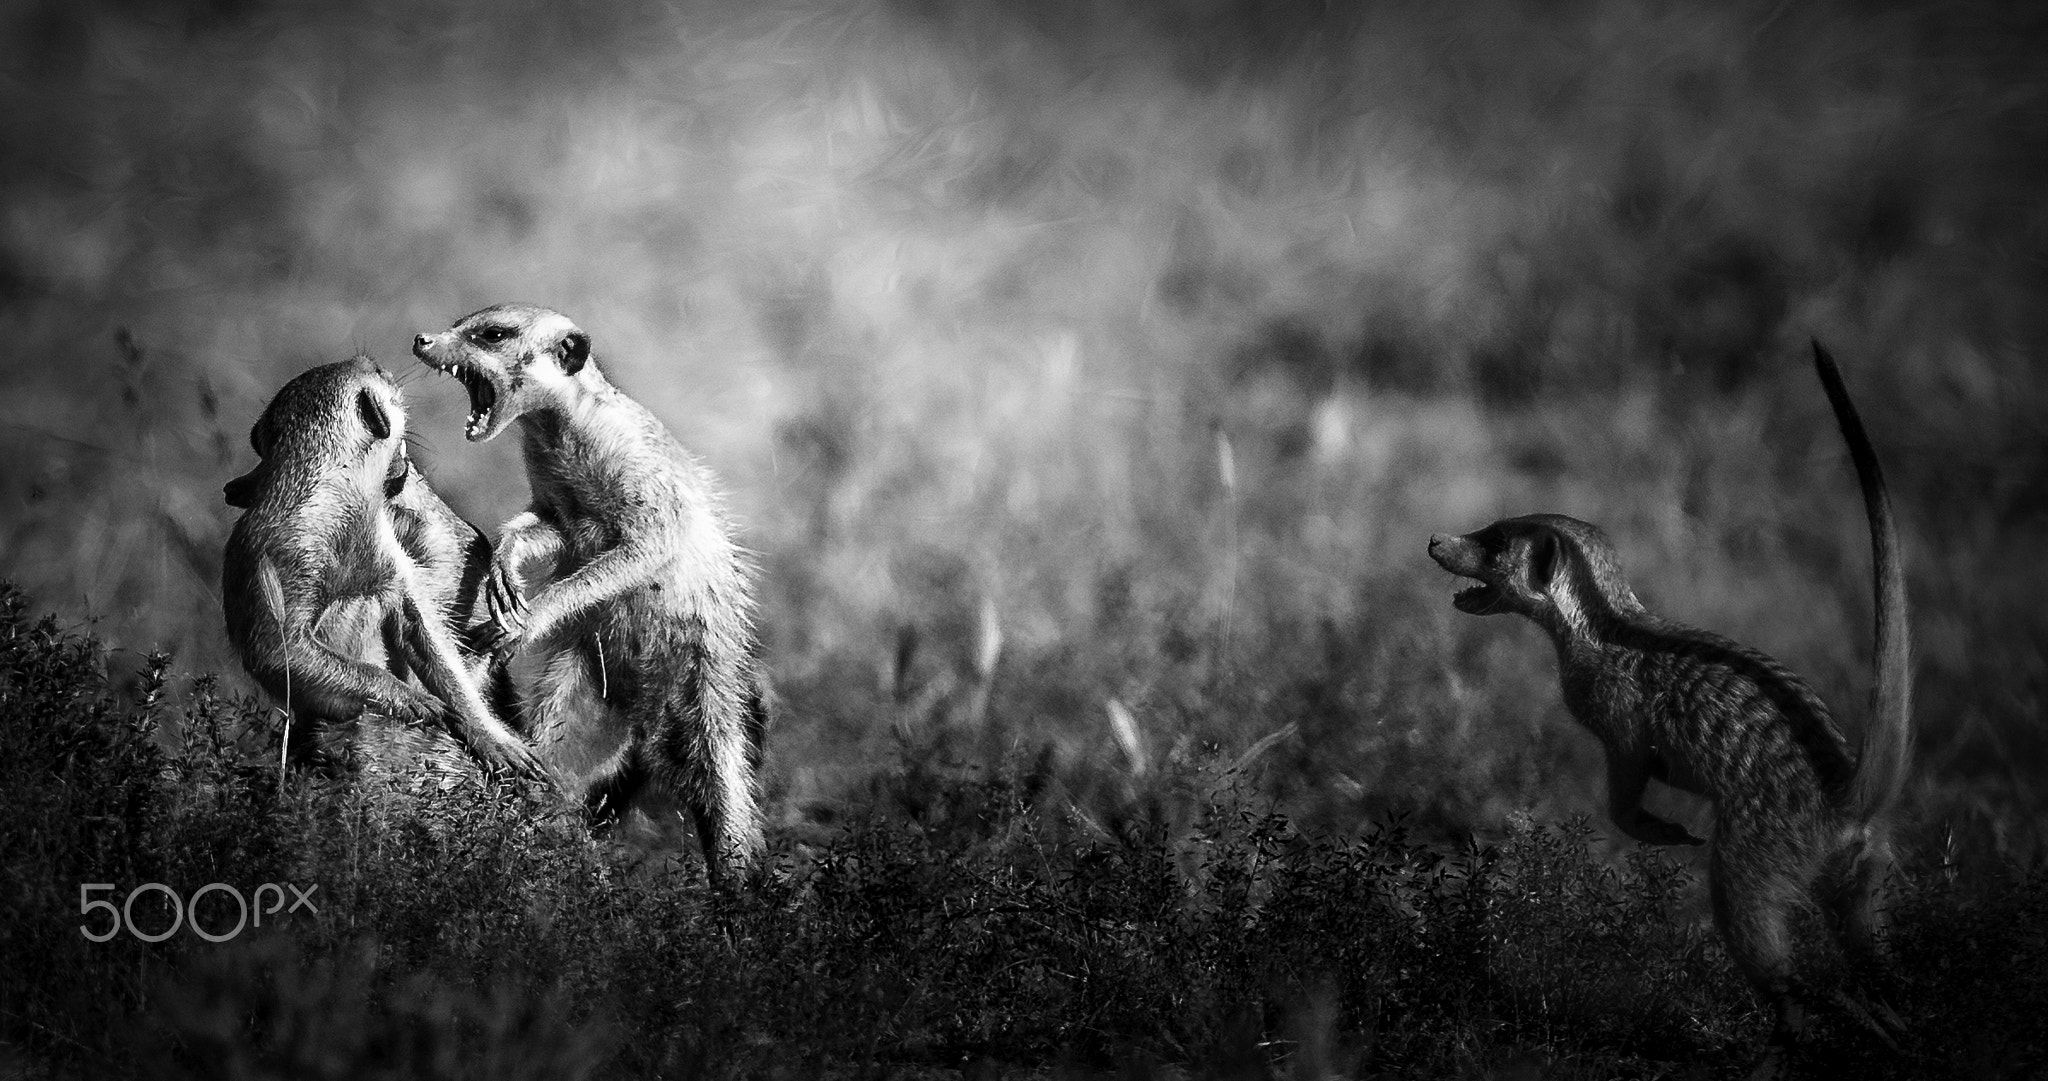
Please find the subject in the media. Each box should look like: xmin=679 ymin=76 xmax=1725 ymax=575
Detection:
xmin=412 ymin=303 xmax=768 ymax=884
xmin=222 ymin=357 xmax=549 ymax=782
xmin=1428 ymin=342 xmax=1911 ymax=1071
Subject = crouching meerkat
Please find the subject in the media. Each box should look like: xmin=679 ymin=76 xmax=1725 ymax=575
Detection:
xmin=412 ymin=303 xmax=768 ymax=884
xmin=1428 ymin=343 xmax=1911 ymax=1074
xmin=223 ymin=357 xmax=549 ymax=783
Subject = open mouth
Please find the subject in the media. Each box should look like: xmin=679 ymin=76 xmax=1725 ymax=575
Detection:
xmin=1451 ymin=582 xmax=1499 ymax=613
xmin=460 ymin=369 xmax=498 ymax=440
xmin=425 ymin=359 xmax=499 ymax=439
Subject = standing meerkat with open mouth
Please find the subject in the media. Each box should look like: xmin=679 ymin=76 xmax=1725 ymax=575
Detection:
xmin=222 ymin=357 xmax=547 ymax=782
xmin=1428 ymin=343 xmax=1911 ymax=1075
xmin=413 ymin=303 xmax=768 ymax=884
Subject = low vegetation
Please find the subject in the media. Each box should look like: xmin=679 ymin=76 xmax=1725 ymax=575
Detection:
xmin=3 ymin=585 xmax=2042 ymax=1078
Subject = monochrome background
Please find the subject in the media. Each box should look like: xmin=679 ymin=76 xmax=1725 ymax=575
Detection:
xmin=2 ymin=0 xmax=2043 ymax=903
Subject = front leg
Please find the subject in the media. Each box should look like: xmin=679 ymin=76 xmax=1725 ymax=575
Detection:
xmin=1606 ymin=750 xmax=1706 ymax=847
xmin=386 ymin=530 xmax=554 ymax=786
xmin=399 ymin=592 xmax=554 ymax=785
xmin=243 ymin=557 xmax=441 ymax=723
xmin=278 ymin=632 xmax=441 ymax=723
xmin=515 ymin=539 xmax=672 ymax=650
xmin=482 ymin=510 xmax=567 ymax=652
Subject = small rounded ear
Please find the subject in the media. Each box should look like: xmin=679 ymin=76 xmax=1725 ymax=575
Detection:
xmin=356 ymin=388 xmax=392 ymax=440
xmin=558 ymin=331 xmax=590 ymax=374
xmin=1528 ymin=530 xmax=1559 ymax=592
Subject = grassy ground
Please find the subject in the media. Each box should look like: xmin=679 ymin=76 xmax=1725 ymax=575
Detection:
xmin=3 ymin=586 xmax=2045 ymax=1078
xmin=2 ymin=0 xmax=2046 ymax=1074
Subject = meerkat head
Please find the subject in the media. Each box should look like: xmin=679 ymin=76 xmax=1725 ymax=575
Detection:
xmin=225 ymin=355 xmax=411 ymax=509
xmin=1428 ymin=513 xmax=1642 ymax=633
xmin=411 ymin=302 xmax=592 ymax=443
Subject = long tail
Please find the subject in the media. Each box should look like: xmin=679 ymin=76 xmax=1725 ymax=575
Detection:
xmin=1812 ymin=340 xmax=1913 ymax=822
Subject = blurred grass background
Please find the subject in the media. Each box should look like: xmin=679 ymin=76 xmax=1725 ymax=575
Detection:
xmin=2 ymin=0 xmax=2044 ymax=854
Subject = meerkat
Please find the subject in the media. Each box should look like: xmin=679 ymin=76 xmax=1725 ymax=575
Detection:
xmin=1428 ymin=342 xmax=1911 ymax=1071
xmin=412 ymin=303 xmax=768 ymax=884
xmin=222 ymin=356 xmax=549 ymax=783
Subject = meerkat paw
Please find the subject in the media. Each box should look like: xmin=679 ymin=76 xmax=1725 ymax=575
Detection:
xmin=485 ymin=558 xmax=530 ymax=627
xmin=477 ymin=614 xmax=525 ymax=657
xmin=374 ymin=685 xmax=443 ymax=724
xmin=477 ymin=733 xmax=555 ymax=787
xmin=1664 ymin=823 xmax=1708 ymax=847
xmin=1625 ymin=810 xmax=1707 ymax=847
xmin=481 ymin=561 xmax=532 ymax=656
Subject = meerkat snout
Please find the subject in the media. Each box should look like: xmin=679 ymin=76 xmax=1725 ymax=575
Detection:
xmin=412 ymin=304 xmax=595 ymax=443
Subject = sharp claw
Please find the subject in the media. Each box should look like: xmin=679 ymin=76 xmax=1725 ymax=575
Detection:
xmin=491 ymin=745 xmax=550 ymax=786
xmin=477 ymin=612 xmax=523 ymax=657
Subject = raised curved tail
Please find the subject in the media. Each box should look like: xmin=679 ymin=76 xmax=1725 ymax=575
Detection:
xmin=1811 ymin=341 xmax=1913 ymax=821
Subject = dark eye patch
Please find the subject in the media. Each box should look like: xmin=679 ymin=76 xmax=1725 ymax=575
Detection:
xmin=466 ymin=324 xmax=517 ymax=347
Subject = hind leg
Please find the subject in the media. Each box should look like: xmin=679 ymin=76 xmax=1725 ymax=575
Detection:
xmin=1819 ymin=833 xmax=1907 ymax=1045
xmin=647 ymin=692 xmax=763 ymax=888
xmin=1710 ymin=838 xmax=1810 ymax=1079
xmin=686 ymin=724 xmax=765 ymax=888
xmin=525 ymin=641 xmax=644 ymax=828
xmin=1821 ymin=832 xmax=1895 ymax=974
xmin=586 ymin=750 xmax=650 ymax=833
